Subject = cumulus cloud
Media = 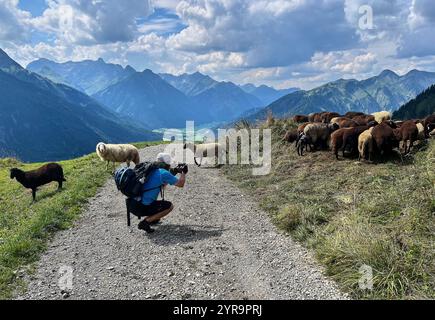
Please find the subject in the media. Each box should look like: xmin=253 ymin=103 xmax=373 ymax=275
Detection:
xmin=0 ymin=0 xmax=31 ymax=41
xmin=2 ymin=0 xmax=435 ymax=90
xmin=168 ymin=0 xmax=359 ymax=68
xmin=31 ymin=0 xmax=153 ymax=45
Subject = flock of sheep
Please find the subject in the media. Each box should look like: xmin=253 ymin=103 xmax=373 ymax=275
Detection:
xmin=282 ymin=111 xmax=435 ymax=162
xmin=9 ymin=112 xmax=435 ymax=202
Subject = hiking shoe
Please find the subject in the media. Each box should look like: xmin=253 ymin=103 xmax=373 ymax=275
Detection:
xmin=138 ymin=220 xmax=155 ymax=234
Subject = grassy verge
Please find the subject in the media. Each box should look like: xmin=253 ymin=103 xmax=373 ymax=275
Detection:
xmin=222 ymin=120 xmax=434 ymax=299
xmin=0 ymin=141 xmax=163 ymax=299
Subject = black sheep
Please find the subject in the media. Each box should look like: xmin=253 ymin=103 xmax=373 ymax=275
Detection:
xmin=10 ymin=163 xmax=66 ymax=201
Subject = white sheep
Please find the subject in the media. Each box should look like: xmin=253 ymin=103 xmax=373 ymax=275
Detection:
xmin=330 ymin=117 xmax=342 ymax=125
xmin=358 ymin=127 xmax=375 ymax=161
xmin=96 ymin=143 xmax=140 ymax=170
xmin=371 ymin=111 xmax=392 ymax=124
xmin=184 ymin=143 xmax=227 ymax=167
xmin=416 ymin=123 xmax=426 ymax=141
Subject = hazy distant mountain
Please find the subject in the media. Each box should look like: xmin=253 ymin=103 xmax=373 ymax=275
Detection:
xmin=0 ymin=49 xmax=158 ymax=162
xmin=93 ymin=69 xmax=204 ymax=129
xmin=247 ymin=69 xmax=435 ymax=121
xmin=27 ymin=58 xmax=136 ymax=95
xmin=393 ymin=84 xmax=435 ymax=120
xmin=240 ymin=84 xmax=300 ymax=105
xmin=160 ymin=72 xmax=218 ymax=96
xmin=191 ymin=81 xmax=263 ymax=121
xmin=160 ymin=72 xmax=263 ymax=121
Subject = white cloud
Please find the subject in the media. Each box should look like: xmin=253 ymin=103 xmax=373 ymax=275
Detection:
xmin=31 ymin=0 xmax=153 ymax=45
xmin=0 ymin=0 xmax=31 ymax=41
xmin=2 ymin=0 xmax=435 ymax=90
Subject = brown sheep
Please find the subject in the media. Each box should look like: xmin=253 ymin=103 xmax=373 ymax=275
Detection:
xmin=345 ymin=112 xmax=365 ymax=119
xmin=282 ymin=129 xmax=299 ymax=143
xmin=330 ymin=128 xmax=351 ymax=159
xmin=342 ymin=124 xmax=377 ymax=157
xmin=353 ymin=115 xmax=375 ymax=126
xmin=330 ymin=117 xmax=349 ymax=125
xmin=371 ymin=121 xmax=398 ymax=156
xmin=338 ymin=118 xmax=359 ymax=128
xmin=393 ymin=120 xmax=419 ymax=154
xmin=313 ymin=113 xmax=324 ymax=123
xmin=292 ymin=115 xmax=309 ymax=123
xmin=321 ymin=112 xmax=341 ymax=124
xmin=10 ymin=163 xmax=66 ymax=202
xmin=424 ymin=114 xmax=435 ymax=137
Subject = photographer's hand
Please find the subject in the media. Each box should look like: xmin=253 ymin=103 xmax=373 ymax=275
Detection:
xmin=175 ymin=173 xmax=186 ymax=188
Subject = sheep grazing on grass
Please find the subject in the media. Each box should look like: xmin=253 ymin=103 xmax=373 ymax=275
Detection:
xmin=96 ymin=143 xmax=140 ymax=170
xmin=372 ymin=111 xmax=392 ymax=124
xmin=292 ymin=115 xmax=309 ymax=123
xmin=358 ymin=128 xmax=375 ymax=161
xmin=371 ymin=121 xmax=398 ymax=156
xmin=10 ymin=163 xmax=66 ymax=202
xmin=303 ymin=123 xmax=339 ymax=151
xmin=393 ymin=120 xmax=419 ymax=154
xmin=297 ymin=134 xmax=314 ymax=156
xmin=341 ymin=124 xmax=377 ymax=158
xmin=330 ymin=128 xmax=351 ymax=159
xmin=282 ymin=129 xmax=299 ymax=144
xmin=184 ymin=143 xmax=227 ymax=167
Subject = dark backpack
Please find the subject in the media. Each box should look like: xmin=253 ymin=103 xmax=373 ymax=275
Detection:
xmin=114 ymin=162 xmax=164 ymax=198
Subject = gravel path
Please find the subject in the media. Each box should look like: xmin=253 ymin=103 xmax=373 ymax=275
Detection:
xmin=17 ymin=145 xmax=345 ymax=300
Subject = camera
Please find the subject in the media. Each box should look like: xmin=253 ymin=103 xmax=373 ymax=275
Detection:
xmin=170 ymin=163 xmax=188 ymax=175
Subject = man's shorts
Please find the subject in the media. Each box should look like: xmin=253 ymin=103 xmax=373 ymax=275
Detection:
xmin=128 ymin=199 xmax=173 ymax=217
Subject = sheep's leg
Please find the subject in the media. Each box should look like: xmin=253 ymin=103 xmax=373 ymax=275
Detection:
xmin=194 ymin=157 xmax=202 ymax=167
xmin=32 ymin=189 xmax=36 ymax=202
xmin=58 ymin=180 xmax=63 ymax=190
xmin=106 ymin=161 xmax=109 ymax=170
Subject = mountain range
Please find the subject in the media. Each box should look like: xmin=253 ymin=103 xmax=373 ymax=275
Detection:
xmin=246 ymin=69 xmax=435 ymax=122
xmin=28 ymin=58 xmax=136 ymax=96
xmin=393 ymin=84 xmax=435 ymax=120
xmin=239 ymin=84 xmax=300 ymax=105
xmin=0 ymin=49 xmax=158 ymax=162
xmin=28 ymin=59 xmax=297 ymax=128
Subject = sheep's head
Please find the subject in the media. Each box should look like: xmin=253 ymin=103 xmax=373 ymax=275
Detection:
xmin=384 ymin=120 xmax=397 ymax=129
xmin=367 ymin=121 xmax=378 ymax=128
xmin=97 ymin=143 xmax=107 ymax=155
xmin=328 ymin=123 xmax=339 ymax=132
xmin=10 ymin=168 xmax=20 ymax=180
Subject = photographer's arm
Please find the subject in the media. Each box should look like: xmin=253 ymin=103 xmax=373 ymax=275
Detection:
xmin=175 ymin=173 xmax=186 ymax=188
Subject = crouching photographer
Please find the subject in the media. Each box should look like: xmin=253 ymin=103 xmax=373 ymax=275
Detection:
xmin=132 ymin=153 xmax=188 ymax=234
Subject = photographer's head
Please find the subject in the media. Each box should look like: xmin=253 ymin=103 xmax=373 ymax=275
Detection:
xmin=157 ymin=153 xmax=173 ymax=171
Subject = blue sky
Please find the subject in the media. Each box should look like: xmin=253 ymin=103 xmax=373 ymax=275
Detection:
xmin=1 ymin=0 xmax=435 ymax=89
xmin=17 ymin=0 xmax=46 ymax=16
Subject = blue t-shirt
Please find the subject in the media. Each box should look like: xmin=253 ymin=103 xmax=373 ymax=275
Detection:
xmin=141 ymin=169 xmax=179 ymax=205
